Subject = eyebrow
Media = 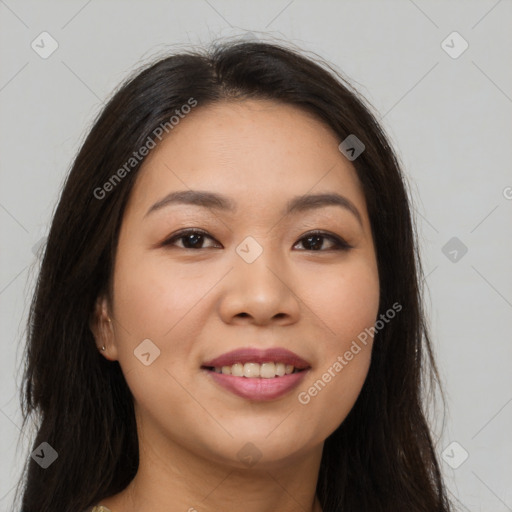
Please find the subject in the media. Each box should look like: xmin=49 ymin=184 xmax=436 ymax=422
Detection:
xmin=144 ymin=189 xmax=363 ymax=226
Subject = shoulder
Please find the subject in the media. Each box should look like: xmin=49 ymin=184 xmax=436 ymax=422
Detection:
xmin=84 ymin=506 xmax=112 ymax=512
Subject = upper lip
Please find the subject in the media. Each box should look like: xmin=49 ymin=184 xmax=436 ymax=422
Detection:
xmin=202 ymin=347 xmax=311 ymax=370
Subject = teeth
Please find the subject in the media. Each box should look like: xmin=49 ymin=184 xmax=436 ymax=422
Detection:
xmin=244 ymin=362 xmax=260 ymax=377
xmin=213 ymin=362 xmax=301 ymax=378
xmin=260 ymin=362 xmax=276 ymax=378
xmin=231 ymin=363 xmax=244 ymax=377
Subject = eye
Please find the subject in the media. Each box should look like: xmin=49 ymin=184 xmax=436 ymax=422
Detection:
xmin=293 ymin=230 xmax=352 ymax=251
xmin=161 ymin=229 xmax=221 ymax=250
xmin=161 ymin=229 xmax=352 ymax=251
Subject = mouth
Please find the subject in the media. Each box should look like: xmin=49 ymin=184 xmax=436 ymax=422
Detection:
xmin=201 ymin=347 xmax=311 ymax=401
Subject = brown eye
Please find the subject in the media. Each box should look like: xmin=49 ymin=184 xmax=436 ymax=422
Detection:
xmin=162 ymin=229 xmax=221 ymax=249
xmin=294 ymin=231 xmax=352 ymax=251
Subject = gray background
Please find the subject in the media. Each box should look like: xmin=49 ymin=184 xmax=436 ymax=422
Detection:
xmin=1 ymin=1 xmax=511 ymax=510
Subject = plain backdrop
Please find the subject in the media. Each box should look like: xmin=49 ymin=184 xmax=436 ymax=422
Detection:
xmin=1 ymin=1 xmax=511 ymax=511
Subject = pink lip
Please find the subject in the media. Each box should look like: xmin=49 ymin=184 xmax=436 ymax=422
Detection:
xmin=201 ymin=347 xmax=311 ymax=369
xmin=201 ymin=347 xmax=311 ymax=402
xmin=204 ymin=369 xmax=310 ymax=401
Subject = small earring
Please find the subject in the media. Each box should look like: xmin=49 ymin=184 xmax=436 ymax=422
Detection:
xmin=100 ymin=345 xmax=106 ymax=351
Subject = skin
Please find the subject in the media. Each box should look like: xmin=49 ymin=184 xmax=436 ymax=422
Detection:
xmin=91 ymin=99 xmax=380 ymax=512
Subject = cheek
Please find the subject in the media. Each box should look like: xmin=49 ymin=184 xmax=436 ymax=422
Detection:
xmin=109 ymin=254 xmax=215 ymax=423
xmin=296 ymin=255 xmax=380 ymax=342
xmin=110 ymin=250 xmax=229 ymax=400
xmin=112 ymin=251 xmax=216 ymax=341
xmin=292 ymin=256 xmax=379 ymax=430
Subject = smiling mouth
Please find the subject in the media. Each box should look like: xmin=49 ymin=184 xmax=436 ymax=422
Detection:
xmin=201 ymin=362 xmax=308 ymax=378
xmin=200 ymin=347 xmax=312 ymax=399
xmin=201 ymin=362 xmax=311 ymax=401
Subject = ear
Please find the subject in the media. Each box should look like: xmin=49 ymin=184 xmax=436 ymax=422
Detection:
xmin=90 ymin=294 xmax=118 ymax=361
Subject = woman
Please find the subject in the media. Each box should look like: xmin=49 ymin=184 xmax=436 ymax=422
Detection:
xmin=16 ymin=39 xmax=454 ymax=512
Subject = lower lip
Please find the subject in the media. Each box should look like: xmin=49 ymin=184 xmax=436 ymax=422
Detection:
xmin=203 ymin=369 xmax=310 ymax=401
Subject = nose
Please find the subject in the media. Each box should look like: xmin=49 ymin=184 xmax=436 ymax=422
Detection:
xmin=218 ymin=246 xmax=301 ymax=327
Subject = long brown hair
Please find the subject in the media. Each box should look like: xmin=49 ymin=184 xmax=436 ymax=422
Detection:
xmin=16 ymin=38 xmax=454 ymax=512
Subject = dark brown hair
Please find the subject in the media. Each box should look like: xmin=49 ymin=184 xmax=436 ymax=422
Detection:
xmin=16 ymin=38 xmax=454 ymax=512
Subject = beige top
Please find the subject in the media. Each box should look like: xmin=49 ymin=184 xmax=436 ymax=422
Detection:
xmin=90 ymin=507 xmax=112 ymax=512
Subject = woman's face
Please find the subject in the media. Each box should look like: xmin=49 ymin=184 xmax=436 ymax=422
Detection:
xmin=99 ymin=99 xmax=380 ymax=469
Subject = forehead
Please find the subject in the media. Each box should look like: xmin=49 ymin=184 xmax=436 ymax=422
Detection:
xmin=127 ymin=99 xmax=368 ymax=220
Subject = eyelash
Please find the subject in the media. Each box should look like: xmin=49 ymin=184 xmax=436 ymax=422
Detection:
xmin=161 ymin=228 xmax=353 ymax=252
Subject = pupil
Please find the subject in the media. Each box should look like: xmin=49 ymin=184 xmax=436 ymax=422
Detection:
xmin=184 ymin=234 xmax=202 ymax=248
xmin=305 ymin=235 xmax=322 ymax=250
